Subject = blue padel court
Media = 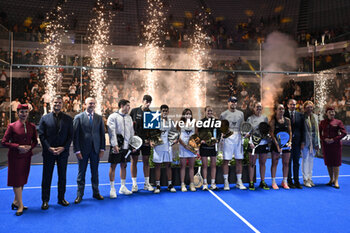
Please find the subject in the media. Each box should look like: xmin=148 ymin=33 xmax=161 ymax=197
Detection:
xmin=0 ymin=157 xmax=349 ymax=233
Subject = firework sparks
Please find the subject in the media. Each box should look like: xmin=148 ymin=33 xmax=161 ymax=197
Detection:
xmin=143 ymin=0 xmax=166 ymax=104
xmin=42 ymin=5 xmax=66 ymax=103
xmin=315 ymin=72 xmax=333 ymax=117
xmin=87 ymin=0 xmax=112 ymax=114
xmin=188 ymin=11 xmax=209 ymax=108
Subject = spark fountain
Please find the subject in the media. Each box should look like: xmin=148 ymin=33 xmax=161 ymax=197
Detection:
xmin=42 ymin=5 xmax=66 ymax=103
xmin=188 ymin=12 xmax=209 ymax=109
xmin=315 ymin=72 xmax=333 ymax=118
xmin=143 ymin=0 xmax=166 ymax=105
xmin=87 ymin=0 xmax=112 ymax=114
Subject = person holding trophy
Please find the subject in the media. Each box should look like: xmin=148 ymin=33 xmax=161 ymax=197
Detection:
xmin=220 ymin=96 xmax=246 ymax=190
xmin=198 ymin=106 xmax=220 ymax=190
xmin=178 ymin=108 xmax=199 ymax=192
xmin=152 ymin=105 xmax=178 ymax=194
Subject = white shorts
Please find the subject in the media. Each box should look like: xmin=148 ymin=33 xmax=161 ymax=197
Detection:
xmin=153 ymin=149 xmax=172 ymax=163
xmin=222 ymin=133 xmax=243 ymax=160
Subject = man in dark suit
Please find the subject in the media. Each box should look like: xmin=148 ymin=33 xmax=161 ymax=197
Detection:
xmin=73 ymin=97 xmax=105 ymax=203
xmin=38 ymin=95 xmax=73 ymax=210
xmin=284 ymin=99 xmax=305 ymax=189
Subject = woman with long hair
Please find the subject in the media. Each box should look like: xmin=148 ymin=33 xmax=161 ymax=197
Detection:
xmin=178 ymin=108 xmax=197 ymax=192
xmin=269 ymin=103 xmax=292 ymax=190
xmin=247 ymin=102 xmax=270 ymax=190
xmin=198 ymin=106 xmax=220 ymax=190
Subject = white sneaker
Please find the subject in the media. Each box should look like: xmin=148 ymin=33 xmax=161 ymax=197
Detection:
xmin=181 ymin=184 xmax=187 ymax=192
xmin=167 ymin=184 xmax=176 ymax=193
xmin=144 ymin=183 xmax=155 ymax=191
xmin=236 ymin=182 xmax=247 ymax=190
xmin=131 ymin=184 xmax=138 ymax=192
xmin=110 ymin=188 xmax=117 ymax=199
xmin=190 ymin=183 xmax=196 ymax=192
xmin=210 ymin=183 xmax=218 ymax=190
xmin=154 ymin=185 xmax=161 ymax=194
xmin=202 ymin=184 xmax=208 ymax=191
xmin=224 ymin=181 xmax=230 ymax=191
xmin=119 ymin=185 xmax=132 ymax=195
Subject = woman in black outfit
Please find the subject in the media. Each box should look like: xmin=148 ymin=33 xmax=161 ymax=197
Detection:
xmin=269 ymin=104 xmax=292 ymax=190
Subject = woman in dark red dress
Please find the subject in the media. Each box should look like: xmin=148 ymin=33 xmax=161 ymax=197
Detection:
xmin=1 ymin=104 xmax=38 ymax=216
xmin=319 ymin=106 xmax=346 ymax=189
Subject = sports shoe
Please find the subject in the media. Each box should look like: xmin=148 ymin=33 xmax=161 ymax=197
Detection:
xmin=281 ymin=182 xmax=290 ymax=189
xmin=189 ymin=183 xmax=196 ymax=192
xmin=167 ymin=184 xmax=176 ymax=193
xmin=210 ymin=183 xmax=218 ymax=190
xmin=110 ymin=188 xmax=117 ymax=199
xmin=248 ymin=182 xmax=255 ymax=190
xmin=236 ymin=182 xmax=247 ymax=190
xmin=224 ymin=181 xmax=230 ymax=191
xmin=272 ymin=183 xmax=279 ymax=190
xmin=202 ymin=184 xmax=209 ymax=191
xmin=144 ymin=183 xmax=154 ymax=192
xmin=304 ymin=180 xmax=312 ymax=188
xmin=181 ymin=184 xmax=187 ymax=192
xmin=154 ymin=185 xmax=161 ymax=194
xmin=119 ymin=185 xmax=132 ymax=195
xmin=310 ymin=179 xmax=315 ymax=187
xmin=131 ymin=184 xmax=138 ymax=192
xmin=259 ymin=181 xmax=270 ymax=190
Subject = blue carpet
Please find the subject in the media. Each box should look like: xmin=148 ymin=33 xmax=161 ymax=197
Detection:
xmin=0 ymin=158 xmax=349 ymax=233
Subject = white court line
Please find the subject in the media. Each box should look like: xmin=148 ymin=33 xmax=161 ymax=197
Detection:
xmin=0 ymin=182 xmax=144 ymax=191
xmin=209 ymin=190 xmax=260 ymax=233
xmin=256 ymin=175 xmax=350 ymax=180
xmin=1 ymin=175 xmax=350 ymax=191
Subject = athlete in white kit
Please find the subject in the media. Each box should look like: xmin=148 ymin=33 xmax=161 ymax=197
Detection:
xmin=178 ymin=108 xmax=197 ymax=192
xmin=107 ymin=99 xmax=135 ymax=198
xmin=220 ymin=96 xmax=246 ymax=190
xmin=152 ymin=105 xmax=177 ymax=193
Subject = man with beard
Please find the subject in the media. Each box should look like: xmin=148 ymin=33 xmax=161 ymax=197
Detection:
xmin=220 ymin=96 xmax=246 ymax=190
xmin=129 ymin=95 xmax=154 ymax=192
xmin=38 ymin=95 xmax=73 ymax=210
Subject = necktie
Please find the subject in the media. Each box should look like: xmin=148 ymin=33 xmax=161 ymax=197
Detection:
xmin=89 ymin=113 xmax=93 ymax=126
xmin=291 ymin=111 xmax=295 ymax=123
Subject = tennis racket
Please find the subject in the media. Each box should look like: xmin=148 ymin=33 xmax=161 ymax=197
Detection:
xmin=276 ymin=131 xmax=290 ymax=155
xmin=125 ymin=136 xmax=143 ymax=158
xmin=251 ymin=129 xmax=262 ymax=156
xmin=193 ymin=166 xmax=203 ymax=188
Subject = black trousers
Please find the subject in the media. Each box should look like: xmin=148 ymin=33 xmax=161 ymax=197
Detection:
xmin=288 ymin=145 xmax=301 ymax=183
xmin=41 ymin=152 xmax=68 ymax=202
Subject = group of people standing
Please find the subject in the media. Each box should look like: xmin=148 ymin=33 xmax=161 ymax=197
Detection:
xmin=1 ymin=94 xmax=347 ymax=217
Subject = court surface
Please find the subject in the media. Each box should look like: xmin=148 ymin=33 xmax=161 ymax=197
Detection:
xmin=0 ymin=157 xmax=349 ymax=233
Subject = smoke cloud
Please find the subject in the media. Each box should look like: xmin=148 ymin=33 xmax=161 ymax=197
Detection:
xmin=262 ymin=31 xmax=297 ymax=111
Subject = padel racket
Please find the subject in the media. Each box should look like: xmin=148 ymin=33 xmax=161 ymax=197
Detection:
xmin=193 ymin=166 xmax=203 ymax=188
xmin=251 ymin=129 xmax=262 ymax=155
xmin=240 ymin=122 xmax=253 ymax=143
xmin=125 ymin=136 xmax=143 ymax=158
xmin=276 ymin=131 xmax=290 ymax=155
xmin=258 ymin=122 xmax=270 ymax=139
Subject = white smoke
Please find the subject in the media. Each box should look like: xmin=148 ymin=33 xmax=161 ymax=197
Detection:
xmin=262 ymin=31 xmax=297 ymax=111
